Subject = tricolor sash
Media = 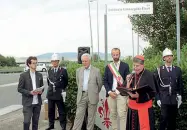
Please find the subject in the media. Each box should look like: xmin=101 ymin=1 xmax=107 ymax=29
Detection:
xmin=108 ymin=63 xmax=124 ymax=87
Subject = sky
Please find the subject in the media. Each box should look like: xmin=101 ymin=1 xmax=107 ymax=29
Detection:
xmin=0 ymin=0 xmax=149 ymax=57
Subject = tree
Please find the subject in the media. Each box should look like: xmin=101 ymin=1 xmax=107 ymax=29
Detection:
xmin=0 ymin=54 xmax=7 ymax=66
xmin=119 ymin=0 xmax=187 ymax=55
xmin=92 ymin=53 xmax=100 ymax=62
xmin=0 ymin=54 xmax=17 ymax=67
xmin=6 ymin=57 xmax=17 ymax=66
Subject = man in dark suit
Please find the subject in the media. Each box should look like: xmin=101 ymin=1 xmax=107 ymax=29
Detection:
xmin=46 ymin=53 xmax=68 ymax=130
xmin=18 ymin=56 xmax=44 ymax=130
xmin=154 ymin=48 xmax=183 ymax=130
xmin=104 ymin=48 xmax=130 ymax=130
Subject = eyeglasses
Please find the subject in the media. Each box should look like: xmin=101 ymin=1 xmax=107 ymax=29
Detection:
xmin=31 ymin=62 xmax=37 ymax=65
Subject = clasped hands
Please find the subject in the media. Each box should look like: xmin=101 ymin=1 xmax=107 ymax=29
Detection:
xmin=30 ymin=90 xmax=42 ymax=95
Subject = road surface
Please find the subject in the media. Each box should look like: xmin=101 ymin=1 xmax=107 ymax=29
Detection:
xmin=0 ymin=72 xmax=48 ymax=109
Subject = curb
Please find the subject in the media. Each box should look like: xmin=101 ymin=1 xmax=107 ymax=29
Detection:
xmin=0 ymin=105 xmax=23 ymax=116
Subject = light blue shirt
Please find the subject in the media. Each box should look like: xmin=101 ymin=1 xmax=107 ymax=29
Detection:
xmin=83 ymin=66 xmax=91 ymax=91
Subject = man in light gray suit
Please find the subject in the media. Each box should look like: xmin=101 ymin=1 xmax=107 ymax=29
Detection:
xmin=72 ymin=53 xmax=103 ymax=130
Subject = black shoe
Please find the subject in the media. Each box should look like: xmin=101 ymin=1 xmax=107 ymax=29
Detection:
xmin=45 ymin=126 xmax=54 ymax=130
xmin=60 ymin=123 xmax=66 ymax=130
xmin=61 ymin=126 xmax=66 ymax=130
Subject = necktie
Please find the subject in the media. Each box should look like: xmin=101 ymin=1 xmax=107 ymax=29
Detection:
xmin=168 ymin=67 xmax=171 ymax=72
xmin=54 ymin=68 xmax=57 ymax=73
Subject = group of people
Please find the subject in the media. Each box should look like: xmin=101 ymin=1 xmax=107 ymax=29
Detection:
xmin=18 ymin=53 xmax=68 ymax=130
xmin=17 ymin=47 xmax=183 ymax=130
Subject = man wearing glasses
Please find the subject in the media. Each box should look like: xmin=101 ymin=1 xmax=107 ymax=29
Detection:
xmin=104 ymin=48 xmax=130 ymax=130
xmin=18 ymin=56 xmax=44 ymax=130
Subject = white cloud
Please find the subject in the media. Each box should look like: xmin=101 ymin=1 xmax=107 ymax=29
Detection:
xmin=0 ymin=0 xmax=148 ymax=57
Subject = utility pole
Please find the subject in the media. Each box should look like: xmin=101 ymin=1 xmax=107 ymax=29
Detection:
xmin=132 ymin=28 xmax=135 ymax=57
xmin=104 ymin=5 xmax=108 ymax=66
xmin=96 ymin=0 xmax=100 ymax=61
xmin=176 ymin=0 xmax=181 ymax=65
xmin=88 ymin=0 xmax=94 ymax=58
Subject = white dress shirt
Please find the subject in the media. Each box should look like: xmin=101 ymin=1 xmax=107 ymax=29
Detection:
xmin=30 ymin=71 xmax=38 ymax=104
xmin=53 ymin=67 xmax=59 ymax=73
xmin=83 ymin=65 xmax=91 ymax=91
xmin=112 ymin=61 xmax=120 ymax=91
xmin=165 ymin=64 xmax=172 ymax=72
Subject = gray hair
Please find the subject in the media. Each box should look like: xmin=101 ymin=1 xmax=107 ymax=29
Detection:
xmin=81 ymin=53 xmax=91 ymax=61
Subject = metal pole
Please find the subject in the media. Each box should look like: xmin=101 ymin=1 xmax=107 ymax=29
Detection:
xmin=176 ymin=0 xmax=180 ymax=65
xmin=88 ymin=0 xmax=94 ymax=59
xmin=137 ymin=32 xmax=139 ymax=55
xmin=132 ymin=27 xmax=134 ymax=57
xmin=97 ymin=0 xmax=100 ymax=61
xmin=104 ymin=5 xmax=108 ymax=66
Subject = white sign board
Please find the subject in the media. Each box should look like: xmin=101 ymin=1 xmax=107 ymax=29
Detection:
xmin=95 ymin=87 xmax=121 ymax=129
xmin=107 ymin=2 xmax=153 ymax=15
xmin=95 ymin=87 xmax=112 ymax=130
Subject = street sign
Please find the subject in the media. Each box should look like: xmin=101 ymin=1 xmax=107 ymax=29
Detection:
xmin=107 ymin=2 xmax=153 ymax=15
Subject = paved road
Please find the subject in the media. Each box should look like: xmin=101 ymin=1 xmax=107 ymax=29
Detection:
xmin=0 ymin=72 xmax=48 ymax=109
xmin=0 ymin=73 xmax=20 ymax=85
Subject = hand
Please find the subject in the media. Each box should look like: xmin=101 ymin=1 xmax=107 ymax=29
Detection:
xmin=109 ymin=92 xmax=117 ymax=99
xmin=62 ymin=92 xmax=66 ymax=102
xmin=157 ymin=100 xmax=161 ymax=107
xmin=115 ymin=89 xmax=120 ymax=95
xmin=126 ymin=74 xmax=133 ymax=88
xmin=38 ymin=91 xmax=43 ymax=94
xmin=128 ymin=92 xmax=139 ymax=98
xmin=176 ymin=95 xmax=182 ymax=108
xmin=30 ymin=91 xmax=38 ymax=95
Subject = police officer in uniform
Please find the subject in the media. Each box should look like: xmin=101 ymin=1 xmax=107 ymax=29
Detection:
xmin=154 ymin=48 xmax=183 ymax=130
xmin=46 ymin=53 xmax=68 ymax=130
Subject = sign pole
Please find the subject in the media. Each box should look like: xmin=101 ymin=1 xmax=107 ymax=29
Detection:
xmin=104 ymin=4 xmax=108 ymax=66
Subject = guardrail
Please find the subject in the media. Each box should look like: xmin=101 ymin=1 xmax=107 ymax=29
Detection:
xmin=0 ymin=70 xmax=23 ymax=74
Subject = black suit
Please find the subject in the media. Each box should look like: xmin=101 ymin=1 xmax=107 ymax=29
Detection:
xmin=104 ymin=61 xmax=130 ymax=97
xmin=154 ymin=65 xmax=183 ymax=130
xmin=18 ymin=70 xmax=44 ymax=130
xmin=46 ymin=67 xmax=68 ymax=130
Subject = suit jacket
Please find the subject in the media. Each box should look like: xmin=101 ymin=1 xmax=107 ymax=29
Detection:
xmin=154 ymin=65 xmax=183 ymax=105
xmin=76 ymin=66 xmax=103 ymax=105
xmin=18 ymin=70 xmax=44 ymax=106
xmin=104 ymin=61 xmax=130 ymax=97
xmin=46 ymin=67 xmax=68 ymax=100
